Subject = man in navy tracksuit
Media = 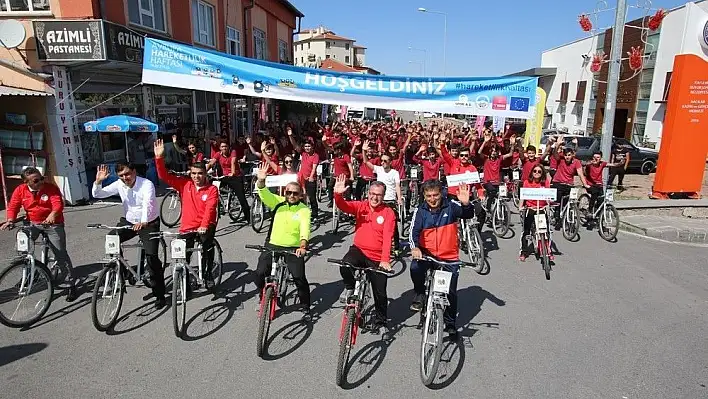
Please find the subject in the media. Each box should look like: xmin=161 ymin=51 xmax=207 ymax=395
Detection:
xmin=408 ymin=179 xmax=476 ymax=337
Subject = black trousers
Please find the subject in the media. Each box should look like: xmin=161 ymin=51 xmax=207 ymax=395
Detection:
xmin=587 ymin=184 xmax=604 ymax=215
xmin=110 ymin=217 xmax=164 ymax=297
xmin=383 ymin=201 xmax=401 ymax=251
xmin=354 ymin=177 xmax=371 ymax=200
xmin=520 ymin=209 xmax=537 ymax=256
xmin=608 ymin=166 xmax=626 ymax=188
xmin=551 ymin=183 xmax=572 ymax=222
xmin=221 ymin=175 xmax=251 ymax=221
xmin=340 ymin=245 xmax=388 ymax=321
xmin=181 ymin=224 xmax=217 ymax=277
xmin=305 ymin=180 xmax=319 ymax=218
xmin=483 ymin=182 xmax=499 ymax=213
xmin=255 ymin=244 xmax=310 ymax=306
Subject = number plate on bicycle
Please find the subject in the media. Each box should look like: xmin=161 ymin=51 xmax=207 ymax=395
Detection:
xmin=171 ymin=239 xmax=187 ymax=259
xmin=569 ymin=187 xmax=580 ymax=200
xmin=316 ymin=165 xmax=323 ymax=176
xmin=432 ymin=270 xmax=453 ymax=294
xmin=605 ymin=189 xmax=614 ymax=202
xmin=535 ymin=214 xmax=548 ymax=232
xmin=104 ymin=235 xmax=121 ymax=255
xmin=499 ymin=185 xmax=508 ymax=197
xmin=513 ymin=170 xmax=520 ymax=180
xmin=410 ymin=168 xmax=418 ymax=178
xmin=212 ymin=180 xmax=221 ymax=189
xmin=16 ymin=231 xmax=29 ymax=252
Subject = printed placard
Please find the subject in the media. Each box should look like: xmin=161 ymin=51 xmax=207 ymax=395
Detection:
xmin=265 ymin=174 xmax=298 ymax=188
xmin=432 ymin=270 xmax=453 ymax=294
xmin=16 ymin=231 xmax=29 ymax=252
xmin=605 ymin=188 xmax=614 ymax=202
xmin=499 ymin=185 xmax=508 ymax=197
xmin=569 ymin=187 xmax=579 ymax=200
xmin=410 ymin=168 xmax=418 ymax=178
xmin=446 ymin=171 xmax=480 ymax=187
xmin=520 ymin=187 xmax=557 ymax=201
xmin=171 ymin=239 xmax=187 ymax=259
xmin=104 ymin=235 xmax=121 ymax=255
xmin=512 ymin=170 xmax=520 ymax=180
xmin=535 ymin=214 xmax=548 ymax=231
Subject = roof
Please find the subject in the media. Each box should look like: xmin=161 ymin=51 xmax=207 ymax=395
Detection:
xmin=506 ymin=67 xmax=557 ymax=77
xmin=353 ymin=44 xmax=367 ymax=49
xmin=0 ymin=85 xmax=51 ymax=97
xmin=319 ymin=59 xmax=359 ymax=73
xmin=353 ymin=65 xmax=381 ymax=75
xmin=296 ymin=32 xmax=355 ymax=43
xmin=278 ymin=0 xmax=304 ymax=17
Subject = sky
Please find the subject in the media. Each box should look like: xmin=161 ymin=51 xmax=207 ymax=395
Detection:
xmin=291 ymin=0 xmax=694 ymax=77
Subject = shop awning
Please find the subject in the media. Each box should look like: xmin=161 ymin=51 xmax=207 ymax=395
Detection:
xmin=0 ymin=85 xmax=52 ymax=97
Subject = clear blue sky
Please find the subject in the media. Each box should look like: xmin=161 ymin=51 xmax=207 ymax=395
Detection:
xmin=291 ymin=0 xmax=692 ymax=77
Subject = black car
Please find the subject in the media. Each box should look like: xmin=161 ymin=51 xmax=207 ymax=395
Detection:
xmin=540 ymin=135 xmax=658 ymax=174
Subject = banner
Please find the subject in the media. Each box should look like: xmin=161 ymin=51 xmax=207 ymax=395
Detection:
xmin=492 ymin=116 xmax=506 ymax=132
xmin=141 ymin=38 xmax=538 ymax=118
xmin=474 ymin=115 xmax=486 ymax=133
xmin=524 ymin=87 xmax=547 ymax=151
xmin=321 ymin=104 xmax=329 ymax=123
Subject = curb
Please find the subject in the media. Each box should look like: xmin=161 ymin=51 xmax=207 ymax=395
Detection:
xmin=619 ymin=221 xmax=708 ymax=244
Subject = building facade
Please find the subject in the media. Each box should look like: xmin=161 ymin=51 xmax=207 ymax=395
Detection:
xmin=0 ymin=0 xmax=302 ymax=204
xmin=293 ymin=26 xmax=368 ymax=69
xmin=531 ymin=0 xmax=708 ymax=150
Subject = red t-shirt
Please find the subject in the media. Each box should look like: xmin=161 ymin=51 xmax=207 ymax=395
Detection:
xmin=357 ymin=155 xmax=379 ymax=179
xmin=586 ymin=161 xmax=606 ymax=186
xmin=482 ymin=157 xmax=502 ymax=184
xmin=156 ymin=158 xmax=218 ymax=231
xmin=262 ymin=153 xmax=279 ymax=175
xmin=549 ymin=153 xmax=560 ymax=170
xmin=521 ymin=158 xmax=541 ymax=182
xmin=332 ymin=154 xmax=351 ymax=178
xmin=189 ymin=152 xmax=205 ymax=166
xmin=214 ymin=151 xmax=240 ymax=176
xmin=298 ymin=151 xmax=320 ymax=181
xmin=7 ymin=183 xmax=64 ymax=224
xmin=553 ymin=158 xmax=582 ymax=185
xmin=412 ymin=155 xmax=442 ymax=182
xmin=390 ymin=152 xmax=405 ymax=179
xmin=334 ymin=193 xmax=396 ymax=263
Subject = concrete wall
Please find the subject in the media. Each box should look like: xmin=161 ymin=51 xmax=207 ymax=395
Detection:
xmin=325 ymin=40 xmax=353 ymax=64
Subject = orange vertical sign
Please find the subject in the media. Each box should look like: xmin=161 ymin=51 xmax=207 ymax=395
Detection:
xmin=652 ymin=54 xmax=708 ymax=198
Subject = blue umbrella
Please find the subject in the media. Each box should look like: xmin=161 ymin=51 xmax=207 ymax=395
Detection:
xmin=83 ymin=115 xmax=158 ymax=133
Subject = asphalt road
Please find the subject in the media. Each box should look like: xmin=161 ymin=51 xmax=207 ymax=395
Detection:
xmin=0 ymin=199 xmax=706 ymax=398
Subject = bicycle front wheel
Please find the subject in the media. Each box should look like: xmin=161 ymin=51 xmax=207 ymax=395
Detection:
xmin=251 ymin=197 xmax=265 ymax=233
xmin=160 ymin=191 xmax=182 ymax=228
xmin=209 ymin=240 xmax=224 ymax=290
xmin=90 ymin=262 xmax=125 ymax=332
xmin=227 ymin=192 xmax=243 ymax=222
xmin=539 ymin=235 xmax=551 ymax=280
xmin=598 ymin=203 xmax=620 ymax=242
xmin=492 ymin=200 xmax=511 ymax=238
xmin=420 ymin=304 xmax=444 ymax=386
xmin=0 ymin=259 xmax=54 ymax=328
xmin=256 ymin=286 xmax=275 ymax=358
xmin=336 ymin=307 xmax=356 ymax=387
xmin=332 ymin=204 xmax=339 ymax=233
xmin=562 ymin=204 xmax=580 ymax=241
xmin=172 ymin=267 xmax=187 ymax=338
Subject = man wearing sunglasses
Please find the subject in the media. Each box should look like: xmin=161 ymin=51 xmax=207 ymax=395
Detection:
xmin=254 ymin=162 xmax=312 ymax=318
xmin=1 ymin=167 xmax=77 ymax=301
xmin=92 ymin=162 xmax=165 ymax=307
xmin=154 ymin=139 xmax=219 ymax=294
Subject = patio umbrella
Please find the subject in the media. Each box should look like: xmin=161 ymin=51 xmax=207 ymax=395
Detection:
xmin=83 ymin=115 xmax=158 ymax=162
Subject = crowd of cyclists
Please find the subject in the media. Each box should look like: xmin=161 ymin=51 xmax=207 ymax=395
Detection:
xmin=2 ymin=117 xmax=623 ymax=337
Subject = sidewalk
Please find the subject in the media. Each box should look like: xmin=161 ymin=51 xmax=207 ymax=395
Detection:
xmin=620 ymin=214 xmax=708 ymax=244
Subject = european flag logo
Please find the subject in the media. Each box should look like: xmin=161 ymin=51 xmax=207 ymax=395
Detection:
xmin=510 ymin=97 xmax=530 ymax=112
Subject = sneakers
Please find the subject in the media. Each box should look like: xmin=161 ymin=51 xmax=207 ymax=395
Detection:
xmin=519 ymin=254 xmax=527 ymax=262
xmin=65 ymin=285 xmax=77 ymax=302
xmin=444 ymin=325 xmax=459 ymax=338
xmin=154 ymin=296 xmax=166 ymax=309
xmin=301 ymin=305 xmax=313 ymax=321
xmin=339 ymin=288 xmax=354 ymax=304
xmin=410 ymin=294 xmax=424 ymax=312
xmin=549 ymin=254 xmax=555 ymax=261
xmin=371 ymin=316 xmax=387 ymax=330
xmin=203 ymin=268 xmax=215 ymax=290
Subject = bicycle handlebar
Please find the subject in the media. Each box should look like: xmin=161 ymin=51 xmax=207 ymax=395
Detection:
xmin=86 ymin=224 xmax=134 ymax=230
xmin=417 ymin=255 xmax=475 ymax=268
xmin=326 ymin=258 xmax=395 ymax=275
xmin=245 ymin=244 xmax=300 ymax=257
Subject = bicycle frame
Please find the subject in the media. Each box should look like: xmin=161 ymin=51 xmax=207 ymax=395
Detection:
xmin=339 ymin=268 xmax=369 ymax=346
xmin=261 ymin=255 xmax=288 ymax=321
xmin=14 ymin=227 xmax=42 ymax=295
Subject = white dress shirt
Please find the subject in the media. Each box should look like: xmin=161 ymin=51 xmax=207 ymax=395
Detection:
xmin=92 ymin=176 xmax=158 ymax=223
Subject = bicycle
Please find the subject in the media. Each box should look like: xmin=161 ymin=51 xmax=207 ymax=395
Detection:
xmin=456 ymin=205 xmax=486 ymax=274
xmin=166 ymin=230 xmax=223 ymax=338
xmin=488 ymin=184 xmax=511 ymax=238
xmin=506 ymin=169 xmax=521 ymax=210
xmin=249 ymin=178 xmax=268 ymax=233
xmin=211 ymin=176 xmax=244 ymax=222
xmin=554 ymin=185 xmax=581 ymax=241
xmin=520 ymin=187 xmax=557 ymax=280
xmin=316 ymin=160 xmax=330 ymax=203
xmin=0 ymin=221 xmax=58 ymax=328
xmin=86 ymin=223 xmax=168 ymax=331
xmin=245 ymin=244 xmax=301 ymax=358
xmin=407 ymin=165 xmax=421 ymax=208
xmin=327 ymin=257 xmax=394 ymax=387
xmin=578 ymin=188 xmax=620 ymax=242
xmin=416 ymin=254 xmax=474 ymax=386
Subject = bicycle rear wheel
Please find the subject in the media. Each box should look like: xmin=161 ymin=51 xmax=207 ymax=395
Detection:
xmin=336 ymin=307 xmax=356 ymax=387
xmin=208 ymin=240 xmax=224 ymax=290
xmin=91 ymin=262 xmax=124 ymax=332
xmin=511 ymin=184 xmax=521 ymax=210
xmin=492 ymin=200 xmax=511 ymax=238
xmin=577 ymin=194 xmax=591 ymax=225
xmin=420 ymin=304 xmax=444 ymax=386
xmin=0 ymin=259 xmax=54 ymax=328
xmin=462 ymin=224 xmax=486 ymax=274
xmin=332 ymin=204 xmax=339 ymax=233
xmin=227 ymin=192 xmax=243 ymax=222
xmin=256 ymin=286 xmax=275 ymax=358
xmin=598 ymin=203 xmax=620 ymax=242
xmin=251 ymin=197 xmax=265 ymax=233
xmin=539 ymin=235 xmax=551 ymax=280
xmin=172 ymin=267 xmax=187 ymax=338
xmin=160 ymin=191 xmax=182 ymax=228
xmin=562 ymin=204 xmax=580 ymax=241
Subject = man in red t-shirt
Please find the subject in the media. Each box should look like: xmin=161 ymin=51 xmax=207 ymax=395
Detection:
xmin=333 ymin=175 xmax=394 ymax=330
xmin=289 ymin=129 xmax=320 ymax=218
xmin=477 ymin=137 xmax=513 ymax=214
xmin=208 ymin=140 xmax=250 ymax=222
xmin=155 ymin=139 xmax=219 ymax=289
xmin=328 ymin=142 xmax=353 ymax=203
xmin=1 ymin=167 xmax=77 ymax=301
xmin=551 ymin=148 xmax=590 ymax=225
xmin=585 ymin=151 xmax=620 ymax=220
xmin=351 ymin=138 xmax=379 ymax=200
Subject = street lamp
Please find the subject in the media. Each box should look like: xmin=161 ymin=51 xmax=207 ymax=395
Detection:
xmin=417 ymin=7 xmax=447 ymax=76
xmin=408 ymin=60 xmax=423 ymax=76
xmin=408 ymin=46 xmax=427 ymax=76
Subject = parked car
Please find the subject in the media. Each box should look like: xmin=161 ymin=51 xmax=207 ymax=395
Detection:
xmin=538 ymin=135 xmax=658 ymax=175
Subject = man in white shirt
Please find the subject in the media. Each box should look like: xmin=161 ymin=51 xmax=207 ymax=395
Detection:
xmin=92 ymin=162 xmax=165 ymax=308
xmin=362 ymin=141 xmax=403 ymax=254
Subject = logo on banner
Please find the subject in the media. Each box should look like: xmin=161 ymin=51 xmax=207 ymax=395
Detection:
xmin=475 ymin=96 xmax=490 ymax=110
xmin=454 ymin=94 xmax=472 ymax=107
xmin=510 ymin=97 xmax=530 ymax=112
xmin=492 ymin=96 xmax=508 ymax=110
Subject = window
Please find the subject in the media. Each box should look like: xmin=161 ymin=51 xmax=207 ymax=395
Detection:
xmin=558 ymin=82 xmax=569 ymax=102
xmin=325 ymin=55 xmax=330 ymax=59
xmin=645 ymin=33 xmax=660 ymax=53
xmin=596 ymin=32 xmax=605 ymax=49
xmin=128 ymin=0 xmax=166 ymax=31
xmin=192 ymin=0 xmax=215 ymax=46
xmin=253 ymin=28 xmax=266 ymax=60
xmin=638 ymin=82 xmax=652 ymax=99
xmin=574 ymin=104 xmax=584 ymax=125
xmin=345 ymin=43 xmax=350 ymax=50
xmin=558 ymin=103 xmax=566 ymax=123
xmin=307 ymin=42 xmax=311 ymax=49
xmin=226 ymin=27 xmax=241 ymax=56
xmin=278 ymin=39 xmax=288 ymax=62
xmin=345 ymin=55 xmax=350 ymax=64
xmin=575 ymin=81 xmax=587 ymax=101
xmin=576 ymin=137 xmax=594 ymax=149
xmin=300 ymin=56 xmax=304 ymax=64
xmin=662 ymin=71 xmax=672 ymax=101
xmin=326 ymin=41 xmax=331 ymax=49
xmin=1 ymin=0 xmax=51 ymax=12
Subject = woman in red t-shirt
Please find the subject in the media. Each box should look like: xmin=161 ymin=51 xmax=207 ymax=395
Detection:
xmin=519 ymin=164 xmax=552 ymax=262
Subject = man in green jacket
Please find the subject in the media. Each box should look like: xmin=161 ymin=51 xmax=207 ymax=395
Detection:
xmin=254 ymin=162 xmax=312 ymax=318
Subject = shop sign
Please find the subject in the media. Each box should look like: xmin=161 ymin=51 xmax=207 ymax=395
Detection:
xmin=34 ymin=20 xmax=105 ymax=61
xmin=219 ymin=101 xmax=232 ymax=135
xmin=104 ymin=21 xmax=144 ymax=64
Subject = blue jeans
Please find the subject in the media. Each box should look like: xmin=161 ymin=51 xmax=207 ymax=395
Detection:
xmin=410 ymin=259 xmax=459 ymax=327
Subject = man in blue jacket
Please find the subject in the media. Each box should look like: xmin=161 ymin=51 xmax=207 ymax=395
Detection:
xmin=408 ymin=179 xmax=475 ymax=337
